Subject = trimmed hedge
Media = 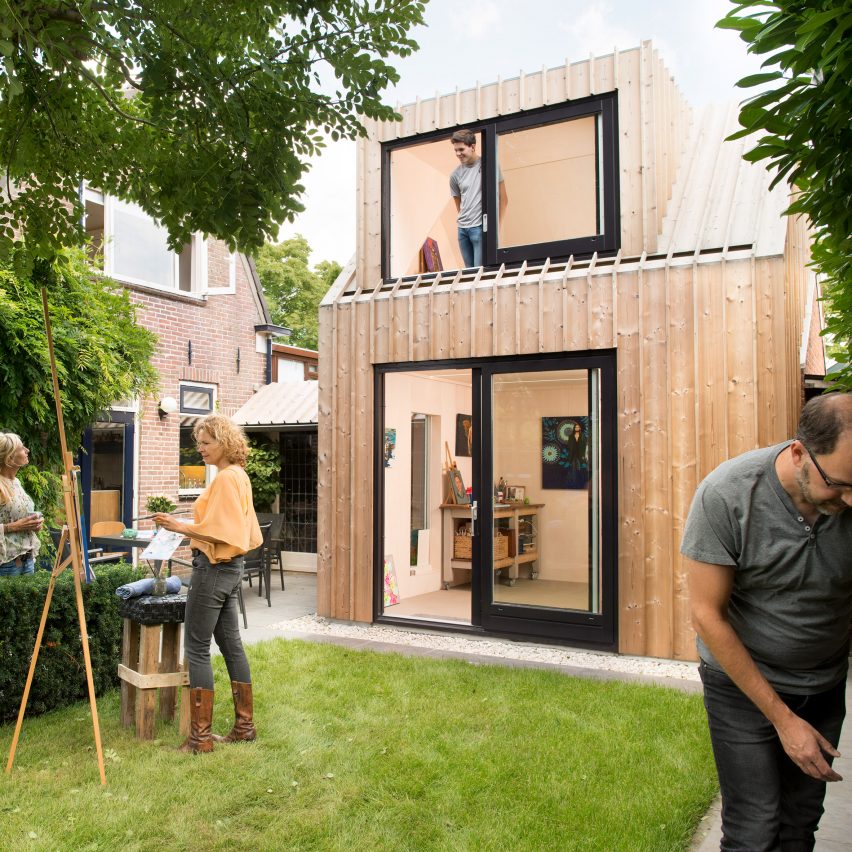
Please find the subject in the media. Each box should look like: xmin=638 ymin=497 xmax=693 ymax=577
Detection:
xmin=0 ymin=563 xmax=141 ymax=722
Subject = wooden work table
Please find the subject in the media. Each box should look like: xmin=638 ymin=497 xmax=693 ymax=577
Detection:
xmin=439 ymin=502 xmax=543 ymax=589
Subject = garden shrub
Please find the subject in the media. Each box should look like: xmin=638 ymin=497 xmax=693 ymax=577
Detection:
xmin=0 ymin=562 xmax=141 ymax=721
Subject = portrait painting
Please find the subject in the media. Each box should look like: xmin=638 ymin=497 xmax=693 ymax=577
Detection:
xmin=455 ymin=413 xmax=473 ymax=457
xmin=541 ymin=416 xmax=590 ymax=489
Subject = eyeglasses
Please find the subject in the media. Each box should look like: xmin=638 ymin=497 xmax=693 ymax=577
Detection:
xmin=799 ymin=442 xmax=852 ymax=490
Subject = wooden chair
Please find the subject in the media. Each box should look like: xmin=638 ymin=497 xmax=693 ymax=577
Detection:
xmin=243 ymin=523 xmax=273 ymax=607
xmin=90 ymin=520 xmax=129 ymax=562
xmin=255 ymin=513 xmax=285 ymax=590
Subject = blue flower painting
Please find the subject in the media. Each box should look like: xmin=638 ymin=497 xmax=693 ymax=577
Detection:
xmin=541 ymin=416 xmax=590 ymax=489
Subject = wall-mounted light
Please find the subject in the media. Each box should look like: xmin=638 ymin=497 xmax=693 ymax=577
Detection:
xmin=158 ymin=396 xmax=178 ymax=419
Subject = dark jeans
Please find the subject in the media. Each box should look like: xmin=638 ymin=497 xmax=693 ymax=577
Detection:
xmin=184 ymin=551 xmax=251 ymax=690
xmin=699 ymin=661 xmax=846 ymax=852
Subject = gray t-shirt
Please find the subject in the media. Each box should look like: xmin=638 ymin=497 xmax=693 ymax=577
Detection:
xmin=681 ymin=441 xmax=852 ymax=693
xmin=450 ymin=160 xmax=483 ymax=228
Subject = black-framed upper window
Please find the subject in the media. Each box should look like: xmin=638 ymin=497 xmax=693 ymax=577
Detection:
xmin=381 ymin=92 xmax=619 ymax=280
xmin=179 ymin=384 xmax=214 ymax=415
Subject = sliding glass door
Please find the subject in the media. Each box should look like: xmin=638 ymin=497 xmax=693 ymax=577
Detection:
xmin=479 ymin=355 xmax=616 ymax=646
xmin=376 ymin=353 xmax=616 ymax=648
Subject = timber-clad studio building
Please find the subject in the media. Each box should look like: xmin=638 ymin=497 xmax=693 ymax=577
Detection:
xmin=317 ymin=43 xmax=824 ymax=659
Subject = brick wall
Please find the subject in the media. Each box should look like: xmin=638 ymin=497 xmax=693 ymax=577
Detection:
xmin=126 ymin=239 xmax=267 ymax=523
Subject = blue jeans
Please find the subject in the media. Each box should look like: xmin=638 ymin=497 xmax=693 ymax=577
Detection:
xmin=0 ymin=554 xmax=35 ymax=576
xmin=184 ymin=551 xmax=250 ymax=690
xmin=457 ymin=225 xmax=483 ymax=268
xmin=699 ymin=661 xmax=846 ymax=851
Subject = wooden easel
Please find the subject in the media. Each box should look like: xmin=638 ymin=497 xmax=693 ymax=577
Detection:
xmin=5 ymin=289 xmax=107 ymax=785
xmin=444 ymin=442 xmax=458 ymax=504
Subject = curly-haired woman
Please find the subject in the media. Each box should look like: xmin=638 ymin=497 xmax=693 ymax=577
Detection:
xmin=153 ymin=414 xmax=262 ymax=754
xmin=0 ymin=433 xmax=43 ymax=577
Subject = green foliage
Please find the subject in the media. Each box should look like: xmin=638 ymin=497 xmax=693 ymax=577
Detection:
xmin=718 ymin=1 xmax=852 ymax=389
xmin=0 ymin=1 xmax=426 ymax=263
xmin=246 ymin=437 xmax=281 ymax=512
xmin=0 ymin=641 xmax=717 ymax=847
xmin=145 ymin=495 xmax=177 ymax=515
xmin=0 ymin=246 xmax=158 ymax=522
xmin=0 ymin=562 xmax=141 ymax=721
xmin=255 ymin=235 xmax=342 ymax=349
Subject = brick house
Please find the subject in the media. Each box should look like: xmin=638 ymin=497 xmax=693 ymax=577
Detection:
xmin=78 ymin=188 xmax=284 ymax=531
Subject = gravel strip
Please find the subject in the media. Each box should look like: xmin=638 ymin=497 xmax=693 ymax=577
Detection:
xmin=271 ymin=614 xmax=700 ymax=681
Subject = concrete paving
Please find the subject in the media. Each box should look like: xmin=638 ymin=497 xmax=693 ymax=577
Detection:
xmin=235 ymin=574 xmax=852 ymax=851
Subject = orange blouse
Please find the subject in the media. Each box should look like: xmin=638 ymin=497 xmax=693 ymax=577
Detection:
xmin=182 ymin=466 xmax=262 ymax=564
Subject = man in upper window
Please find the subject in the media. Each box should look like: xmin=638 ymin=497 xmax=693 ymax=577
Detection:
xmin=449 ymin=129 xmax=507 ymax=269
xmin=683 ymin=392 xmax=852 ymax=850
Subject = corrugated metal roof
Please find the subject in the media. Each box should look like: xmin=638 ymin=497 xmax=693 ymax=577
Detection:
xmin=657 ymin=102 xmax=789 ymax=258
xmin=232 ymin=381 xmax=318 ymax=428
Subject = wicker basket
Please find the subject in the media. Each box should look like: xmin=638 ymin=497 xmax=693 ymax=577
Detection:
xmin=453 ymin=533 xmax=472 ymax=560
xmin=453 ymin=532 xmax=509 ymax=561
xmin=493 ymin=532 xmax=509 ymax=561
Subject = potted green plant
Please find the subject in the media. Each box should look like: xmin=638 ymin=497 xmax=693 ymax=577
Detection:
xmin=146 ymin=495 xmax=177 ymax=517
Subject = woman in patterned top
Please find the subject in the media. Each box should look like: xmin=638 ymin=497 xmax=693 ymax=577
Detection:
xmin=0 ymin=432 xmax=44 ymax=577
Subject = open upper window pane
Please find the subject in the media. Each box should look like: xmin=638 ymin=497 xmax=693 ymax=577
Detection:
xmin=388 ymin=133 xmax=479 ymax=278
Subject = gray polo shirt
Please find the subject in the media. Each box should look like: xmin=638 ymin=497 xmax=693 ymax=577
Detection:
xmin=681 ymin=441 xmax=852 ymax=693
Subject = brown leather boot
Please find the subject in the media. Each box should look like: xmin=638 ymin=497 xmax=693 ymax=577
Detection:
xmin=179 ymin=688 xmax=215 ymax=753
xmin=212 ymin=680 xmax=257 ymax=743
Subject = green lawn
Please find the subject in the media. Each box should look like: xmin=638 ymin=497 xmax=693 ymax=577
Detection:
xmin=1 ymin=640 xmax=717 ymax=851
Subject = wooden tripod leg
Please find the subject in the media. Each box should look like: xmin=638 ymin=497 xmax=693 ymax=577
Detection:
xmin=72 ymin=564 xmax=107 ymax=785
xmin=5 ymin=533 xmax=65 ymax=775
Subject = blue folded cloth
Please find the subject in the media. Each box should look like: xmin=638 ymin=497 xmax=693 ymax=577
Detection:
xmin=115 ymin=575 xmax=183 ymax=600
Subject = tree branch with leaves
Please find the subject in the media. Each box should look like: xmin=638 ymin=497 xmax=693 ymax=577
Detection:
xmin=718 ymin=0 xmax=851 ymax=389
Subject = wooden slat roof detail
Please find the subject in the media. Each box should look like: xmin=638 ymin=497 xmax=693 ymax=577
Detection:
xmin=323 ymin=245 xmax=760 ymax=306
xmin=657 ymin=103 xmax=788 ymax=259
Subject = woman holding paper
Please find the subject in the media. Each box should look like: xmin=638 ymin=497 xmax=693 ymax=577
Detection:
xmin=153 ymin=414 xmax=262 ymax=754
xmin=0 ymin=432 xmax=44 ymax=577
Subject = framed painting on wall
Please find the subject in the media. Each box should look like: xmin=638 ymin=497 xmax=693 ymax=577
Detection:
xmin=383 ymin=427 xmax=396 ymax=467
xmin=541 ymin=416 xmax=590 ymax=489
xmin=455 ymin=413 xmax=473 ymax=457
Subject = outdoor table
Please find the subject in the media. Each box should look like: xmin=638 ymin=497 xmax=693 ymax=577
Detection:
xmin=117 ymin=594 xmax=190 ymax=740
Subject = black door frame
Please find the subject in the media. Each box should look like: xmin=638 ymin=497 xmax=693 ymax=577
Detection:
xmin=374 ymin=351 xmax=617 ymax=650
xmin=79 ymin=410 xmax=136 ymax=531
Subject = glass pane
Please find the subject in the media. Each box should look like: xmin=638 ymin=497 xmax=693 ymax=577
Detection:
xmin=410 ymin=414 xmax=428 ymax=566
xmin=491 ymin=369 xmax=600 ymax=612
xmin=497 ymin=116 xmax=599 ymax=249
xmin=112 ymin=199 xmax=175 ymax=287
xmin=279 ymin=432 xmax=317 ymax=553
xmin=91 ymin=424 xmax=124 ymax=524
xmin=388 ymin=135 xmax=480 ymax=277
xmin=382 ymin=369 xmax=472 ymax=624
xmin=179 ymin=425 xmax=206 ymax=491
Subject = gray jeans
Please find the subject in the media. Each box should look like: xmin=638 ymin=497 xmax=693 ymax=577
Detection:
xmin=184 ymin=551 xmax=251 ymax=690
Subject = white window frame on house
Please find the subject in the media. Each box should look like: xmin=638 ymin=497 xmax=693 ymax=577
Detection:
xmin=206 ymin=250 xmax=238 ymax=296
xmin=83 ymin=185 xmax=208 ymax=295
xmin=178 ymin=382 xmax=218 ymax=497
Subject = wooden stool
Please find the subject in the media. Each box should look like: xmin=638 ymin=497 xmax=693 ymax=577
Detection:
xmin=117 ymin=594 xmax=189 ymax=740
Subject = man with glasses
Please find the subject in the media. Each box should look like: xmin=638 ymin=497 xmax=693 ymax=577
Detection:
xmin=683 ymin=392 xmax=852 ymax=850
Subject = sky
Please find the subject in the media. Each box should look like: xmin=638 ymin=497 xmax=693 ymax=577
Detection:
xmin=278 ymin=0 xmax=763 ymax=266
